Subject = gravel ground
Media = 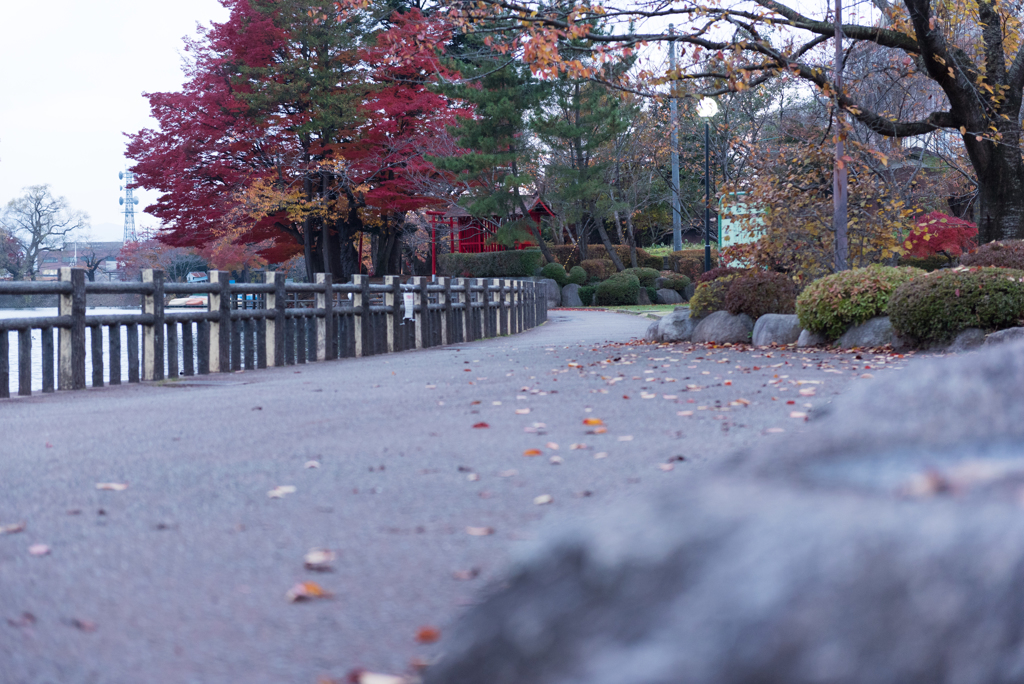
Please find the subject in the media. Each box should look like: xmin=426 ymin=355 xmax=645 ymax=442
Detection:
xmin=0 ymin=310 xmax=925 ymax=684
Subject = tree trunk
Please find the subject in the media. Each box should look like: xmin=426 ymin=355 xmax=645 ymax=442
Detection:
xmin=974 ymin=148 xmax=1024 ymax=243
xmin=594 ymin=214 xmax=626 ymax=271
xmin=625 ymin=212 xmax=638 ymax=269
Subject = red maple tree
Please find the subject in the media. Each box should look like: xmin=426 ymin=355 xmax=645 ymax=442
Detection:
xmin=903 ymin=212 xmax=978 ymax=259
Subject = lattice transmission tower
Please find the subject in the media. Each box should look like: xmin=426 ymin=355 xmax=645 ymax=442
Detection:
xmin=119 ymin=170 xmax=140 ymax=242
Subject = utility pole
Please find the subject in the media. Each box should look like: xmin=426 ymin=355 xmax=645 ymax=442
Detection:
xmin=833 ymin=0 xmax=849 ymax=271
xmin=669 ymin=25 xmax=682 ymax=252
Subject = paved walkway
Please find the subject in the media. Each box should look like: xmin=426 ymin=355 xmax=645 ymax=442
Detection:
xmin=0 ymin=311 xmax=919 ymax=683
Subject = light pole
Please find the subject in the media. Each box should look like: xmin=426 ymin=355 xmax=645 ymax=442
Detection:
xmin=697 ymin=97 xmax=719 ymax=273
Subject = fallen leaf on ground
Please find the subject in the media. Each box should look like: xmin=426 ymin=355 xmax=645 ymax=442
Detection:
xmin=472 ymin=422 xmax=489 ymax=429
xmin=594 ymin=452 xmax=609 ymax=459
xmin=466 ymin=473 xmax=480 ymax=481
xmin=523 ymin=449 xmax=542 ymax=457
xmin=466 ymin=526 xmax=494 ymax=536
xmin=733 ymin=398 xmax=752 ymax=406
xmin=534 ymin=494 xmax=554 ymax=505
xmin=641 ymin=393 xmax=656 ymax=399
xmin=415 ymin=626 xmax=441 ymax=644
xmin=583 ymin=418 xmax=604 ymax=426
xmin=28 ymin=544 xmax=50 ymax=556
xmin=569 ymin=443 xmax=587 ymax=450
xmin=267 ymin=485 xmax=297 ymax=499
xmin=663 ymin=395 xmax=677 ymax=400
xmin=765 ymin=427 xmax=785 ymax=434
xmin=7 ymin=612 xmax=35 ymax=628
xmin=304 ymin=460 xmax=321 ymax=469
xmin=549 ymin=456 xmax=564 ymax=465
xmin=95 ymin=483 xmax=128 ymax=491
xmin=349 ymin=672 xmax=411 ymax=684
xmin=545 ymin=442 xmax=559 ymax=450
xmin=453 ymin=568 xmax=480 ymax=581
xmin=659 ymin=463 xmax=675 ymax=472
xmin=587 ymin=427 xmax=608 ymax=434
xmin=0 ymin=522 xmax=25 ymax=535
xmin=303 ymin=548 xmax=336 ymax=571
xmin=286 ymin=581 xmax=332 ymax=602
xmin=790 ymin=411 xmax=808 ymax=419
xmin=499 ymin=469 xmax=518 ymax=477
xmin=617 ymin=435 xmax=634 ymax=442
xmin=71 ymin=618 xmax=97 ymax=632
xmin=677 ymin=410 xmax=694 ymax=417
xmin=515 ymin=408 xmax=530 ymax=414
xmin=799 ymin=388 xmax=816 ymax=396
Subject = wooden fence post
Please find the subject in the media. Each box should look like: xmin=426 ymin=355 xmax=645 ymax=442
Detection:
xmin=353 ymin=274 xmax=371 ymax=357
xmin=142 ymin=269 xmax=165 ymax=382
xmin=438 ymin=277 xmax=452 ymax=345
xmin=456 ymin=278 xmax=472 ymax=343
xmin=266 ymin=272 xmax=286 ymax=367
xmin=209 ymin=271 xmax=231 ymax=373
xmin=385 ymin=275 xmax=400 ymax=353
xmin=57 ymin=268 xmax=86 ymax=390
xmin=316 ymin=272 xmax=334 ymax=361
xmin=411 ymin=276 xmax=427 ymax=349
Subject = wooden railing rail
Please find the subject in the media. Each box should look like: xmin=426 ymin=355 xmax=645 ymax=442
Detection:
xmin=0 ymin=269 xmax=546 ymax=399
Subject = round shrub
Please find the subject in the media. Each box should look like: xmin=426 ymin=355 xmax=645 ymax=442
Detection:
xmin=622 ymin=267 xmax=660 ymax=288
xmin=595 ymin=272 xmax=640 ymax=306
xmin=540 ymin=262 xmax=569 ymax=286
xmin=580 ymin=259 xmax=616 ymax=282
xmin=888 ymin=267 xmax=1024 ymax=344
xmin=689 ymin=274 xmax=740 ymax=319
xmin=796 ymin=265 xmax=924 ymax=339
xmin=960 ymin=239 xmax=1024 ymax=270
xmin=698 ymin=266 xmax=748 ymax=283
xmin=645 ymin=286 xmax=657 ymax=304
xmin=578 ymin=285 xmax=596 ymax=306
xmin=660 ymin=273 xmax=691 ymax=294
xmin=725 ymin=272 xmax=797 ymax=320
xmin=567 ymin=265 xmax=588 ymax=285
xmin=898 ymin=254 xmax=952 ymax=272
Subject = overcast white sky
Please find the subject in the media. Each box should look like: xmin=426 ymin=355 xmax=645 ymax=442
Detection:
xmin=0 ymin=0 xmax=229 ymax=242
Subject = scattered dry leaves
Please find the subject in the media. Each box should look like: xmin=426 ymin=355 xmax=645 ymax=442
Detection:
xmin=415 ymin=626 xmax=441 ymax=644
xmin=466 ymin=526 xmax=494 ymax=536
xmin=95 ymin=483 xmax=128 ymax=491
xmin=286 ymin=581 xmax=332 ymax=602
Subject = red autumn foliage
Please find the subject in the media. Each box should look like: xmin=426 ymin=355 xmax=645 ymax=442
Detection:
xmin=903 ymin=212 xmax=978 ymax=258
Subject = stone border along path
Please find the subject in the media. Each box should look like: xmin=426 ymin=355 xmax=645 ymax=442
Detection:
xmin=0 ymin=310 xmax=932 ymax=684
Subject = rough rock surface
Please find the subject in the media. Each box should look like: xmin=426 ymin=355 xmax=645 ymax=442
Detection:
xmin=797 ymin=329 xmax=829 ymax=347
xmin=684 ymin=283 xmax=696 ymax=300
xmin=536 ymin=278 xmax=561 ymax=309
xmin=655 ymin=288 xmax=684 ymax=305
xmin=836 ymin=316 xmax=905 ymax=349
xmin=751 ymin=314 xmax=802 ymax=347
xmin=425 ymin=341 xmax=1024 ymax=684
xmin=560 ymin=283 xmax=583 ymax=308
xmin=691 ymin=311 xmax=753 ymax=344
xmin=944 ymin=327 xmax=986 ymax=352
xmin=637 ymin=287 xmax=652 ymax=306
xmin=985 ymin=326 xmax=1024 ymax=346
xmin=645 ymin=307 xmax=697 ymax=343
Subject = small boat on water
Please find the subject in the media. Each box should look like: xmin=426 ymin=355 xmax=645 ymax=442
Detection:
xmin=166 ymin=295 xmax=209 ymax=308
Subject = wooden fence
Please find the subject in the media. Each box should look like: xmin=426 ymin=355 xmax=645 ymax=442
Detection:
xmin=0 ymin=268 xmax=547 ymax=399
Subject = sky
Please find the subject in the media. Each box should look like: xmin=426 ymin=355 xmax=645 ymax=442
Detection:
xmin=0 ymin=0 xmax=230 ymax=242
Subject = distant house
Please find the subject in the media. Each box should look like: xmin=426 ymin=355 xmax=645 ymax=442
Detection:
xmin=186 ymin=271 xmax=209 ymax=283
xmin=36 ymin=241 xmax=123 ymax=281
xmin=425 ymin=196 xmax=555 ymax=255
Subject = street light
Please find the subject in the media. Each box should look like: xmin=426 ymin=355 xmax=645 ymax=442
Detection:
xmin=697 ymin=97 xmax=719 ymax=273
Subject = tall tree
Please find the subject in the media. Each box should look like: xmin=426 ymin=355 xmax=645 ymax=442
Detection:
xmin=0 ymin=185 xmax=88 ymax=280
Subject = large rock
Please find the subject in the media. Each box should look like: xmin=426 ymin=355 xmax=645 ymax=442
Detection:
xmin=797 ymin=329 xmax=829 ymax=347
xmin=637 ymin=287 xmax=652 ymax=306
xmin=655 ymin=288 xmax=684 ymax=305
xmin=945 ymin=327 xmax=986 ymax=352
xmin=536 ymin=278 xmax=561 ymax=309
xmin=560 ymin=283 xmax=583 ymax=308
xmin=985 ymin=326 xmax=1024 ymax=346
xmin=691 ymin=311 xmax=753 ymax=344
xmin=751 ymin=314 xmax=802 ymax=347
xmin=425 ymin=342 xmax=1024 ymax=684
xmin=646 ymin=307 xmax=697 ymax=343
xmin=836 ymin=316 xmax=905 ymax=349
xmin=684 ymin=283 xmax=696 ymax=300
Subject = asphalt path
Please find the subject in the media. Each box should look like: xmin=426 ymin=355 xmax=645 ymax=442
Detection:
xmin=0 ymin=310 xmax=920 ymax=683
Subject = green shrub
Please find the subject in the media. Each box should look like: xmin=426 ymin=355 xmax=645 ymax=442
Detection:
xmin=540 ymin=262 xmax=569 ymax=286
xmin=689 ymin=275 xmax=740 ymax=318
xmin=659 ymin=273 xmax=691 ymax=294
xmin=725 ymin=271 xmax=797 ymax=320
xmin=567 ymin=265 xmax=588 ymax=285
xmin=645 ymin=286 xmax=658 ymax=303
xmin=698 ymin=266 xmax=748 ymax=283
xmin=888 ymin=267 xmax=1024 ymax=344
xmin=959 ymin=239 xmax=1024 ymax=270
xmin=595 ymin=272 xmax=640 ymax=306
xmin=548 ymin=244 xmax=661 ymax=270
xmin=898 ymin=254 xmax=953 ymax=272
xmin=669 ymin=248 xmax=718 ymax=279
xmin=622 ymin=267 xmax=660 ymax=288
xmin=578 ymin=285 xmax=596 ymax=306
xmin=796 ymin=265 xmax=924 ymax=339
xmin=579 ymin=259 xmax=616 ymax=281
xmin=438 ymin=250 xmax=545 ymax=278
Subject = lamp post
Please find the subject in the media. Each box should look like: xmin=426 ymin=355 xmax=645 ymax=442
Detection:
xmin=697 ymin=97 xmax=719 ymax=273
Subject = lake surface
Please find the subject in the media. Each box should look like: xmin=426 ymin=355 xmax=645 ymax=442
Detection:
xmin=1 ymin=307 xmax=202 ymax=395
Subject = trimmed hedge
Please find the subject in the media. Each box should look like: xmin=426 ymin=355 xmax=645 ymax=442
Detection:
xmin=438 ymin=250 xmax=545 ymax=278
xmin=540 ymin=262 xmax=569 ymax=286
xmin=659 ymin=273 xmax=691 ymax=294
xmin=567 ymin=265 xmax=588 ymax=285
xmin=548 ymin=244 xmax=661 ymax=270
xmin=725 ymin=272 xmax=797 ymax=319
xmin=796 ymin=265 xmax=924 ymax=339
xmin=888 ymin=267 xmax=1024 ymax=344
xmin=960 ymin=239 xmax=1024 ymax=270
xmin=690 ymin=275 xmax=740 ymax=319
xmin=898 ymin=255 xmax=952 ymax=272
xmin=645 ymin=286 xmax=657 ymax=303
xmin=579 ymin=259 xmax=616 ymax=281
xmin=578 ymin=285 xmax=596 ymax=306
xmin=595 ymin=272 xmax=640 ymax=305
xmin=622 ymin=267 xmax=660 ymax=288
